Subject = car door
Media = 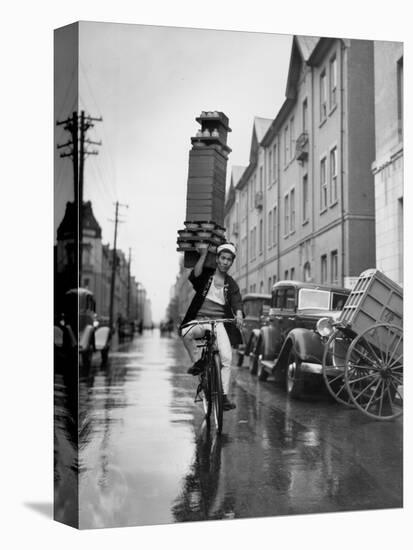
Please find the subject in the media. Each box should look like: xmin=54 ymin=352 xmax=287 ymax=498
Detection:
xmin=269 ymin=286 xmax=297 ymax=355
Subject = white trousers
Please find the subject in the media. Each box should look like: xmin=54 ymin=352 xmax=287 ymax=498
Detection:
xmin=181 ymin=320 xmax=233 ymax=395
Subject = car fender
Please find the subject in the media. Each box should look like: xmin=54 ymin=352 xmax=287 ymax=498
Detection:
xmin=246 ymin=329 xmax=261 ymax=355
xmin=278 ymin=328 xmax=324 ymax=370
xmin=259 ymin=326 xmax=281 ymax=360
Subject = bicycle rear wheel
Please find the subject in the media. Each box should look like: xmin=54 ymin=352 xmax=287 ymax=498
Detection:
xmin=211 ymin=353 xmax=224 ymax=434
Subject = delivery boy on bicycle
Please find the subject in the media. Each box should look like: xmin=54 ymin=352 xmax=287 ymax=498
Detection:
xmin=180 ymin=242 xmax=244 ymax=411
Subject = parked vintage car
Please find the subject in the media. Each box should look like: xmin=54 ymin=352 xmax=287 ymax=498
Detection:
xmin=249 ymin=280 xmax=350 ymax=398
xmin=235 ymin=293 xmax=271 ymax=367
xmin=54 ymin=288 xmax=111 ymax=367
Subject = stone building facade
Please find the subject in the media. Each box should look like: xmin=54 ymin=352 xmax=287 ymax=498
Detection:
xmin=371 ymin=41 xmax=403 ymax=286
xmin=225 ymin=36 xmax=377 ymax=294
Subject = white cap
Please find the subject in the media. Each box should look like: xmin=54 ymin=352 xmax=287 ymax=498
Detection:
xmin=217 ymin=243 xmax=236 ymax=257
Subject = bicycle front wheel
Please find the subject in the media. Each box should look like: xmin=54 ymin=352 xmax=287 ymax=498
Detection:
xmin=202 ymin=369 xmax=212 ymax=423
xmin=211 ymin=353 xmax=224 ymax=434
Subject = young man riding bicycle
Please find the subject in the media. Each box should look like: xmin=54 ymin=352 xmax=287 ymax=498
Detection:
xmin=180 ymin=242 xmax=244 ymax=411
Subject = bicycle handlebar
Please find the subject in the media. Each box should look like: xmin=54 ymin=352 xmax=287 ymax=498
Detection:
xmin=181 ymin=318 xmax=237 ymax=330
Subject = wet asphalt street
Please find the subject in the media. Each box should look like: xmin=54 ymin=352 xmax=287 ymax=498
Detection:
xmin=71 ymin=329 xmax=402 ymax=529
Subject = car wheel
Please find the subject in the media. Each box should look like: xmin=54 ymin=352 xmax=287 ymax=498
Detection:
xmin=286 ymin=348 xmax=304 ymax=399
xmin=249 ymin=338 xmax=259 ymax=375
xmin=101 ymin=348 xmax=109 ymax=366
xmin=82 ymin=348 xmax=93 ymax=368
xmin=236 ymin=349 xmax=244 ymax=367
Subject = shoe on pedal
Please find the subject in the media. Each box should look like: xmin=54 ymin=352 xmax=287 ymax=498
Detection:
xmin=223 ymin=394 xmax=236 ymax=411
xmin=187 ymin=358 xmax=206 ymax=376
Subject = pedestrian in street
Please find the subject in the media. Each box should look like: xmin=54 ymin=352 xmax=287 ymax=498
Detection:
xmin=180 ymin=243 xmax=244 ymax=411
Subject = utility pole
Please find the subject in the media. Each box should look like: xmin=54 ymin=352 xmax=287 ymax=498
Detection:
xmin=127 ymin=248 xmax=132 ymax=320
xmin=108 ymin=201 xmax=128 ymax=332
xmin=57 ymin=110 xmax=102 ymax=285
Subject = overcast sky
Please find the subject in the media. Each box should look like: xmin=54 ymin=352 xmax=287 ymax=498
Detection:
xmin=55 ymin=22 xmax=292 ymax=322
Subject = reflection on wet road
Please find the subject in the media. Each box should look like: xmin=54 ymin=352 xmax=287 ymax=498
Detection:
xmin=75 ymin=330 xmax=402 ymax=529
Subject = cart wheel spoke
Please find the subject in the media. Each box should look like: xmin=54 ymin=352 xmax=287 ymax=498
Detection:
xmin=346 ymin=371 xmax=377 ymax=385
xmin=351 ymin=377 xmax=378 ymax=403
xmin=387 ymin=353 xmax=403 ymax=371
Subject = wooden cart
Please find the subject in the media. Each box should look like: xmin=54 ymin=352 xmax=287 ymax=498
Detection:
xmin=322 ymin=269 xmax=403 ymax=420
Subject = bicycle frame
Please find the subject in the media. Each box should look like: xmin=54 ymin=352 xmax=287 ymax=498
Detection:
xmin=182 ymin=318 xmax=236 ymax=434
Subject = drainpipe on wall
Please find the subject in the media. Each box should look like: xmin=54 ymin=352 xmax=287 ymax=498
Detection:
xmin=246 ymin=182 xmax=249 ymax=292
xmin=277 ymin=135 xmax=280 ymax=282
xmin=340 ymin=41 xmax=346 ymax=287
xmin=311 ymin=65 xmax=315 ymax=280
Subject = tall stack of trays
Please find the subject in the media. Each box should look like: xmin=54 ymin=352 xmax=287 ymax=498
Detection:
xmin=177 ymin=111 xmax=231 ymax=269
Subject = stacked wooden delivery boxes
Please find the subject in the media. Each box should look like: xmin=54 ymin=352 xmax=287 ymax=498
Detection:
xmin=177 ymin=111 xmax=231 ymax=269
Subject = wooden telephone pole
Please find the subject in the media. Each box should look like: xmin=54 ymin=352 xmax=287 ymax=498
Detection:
xmin=108 ymin=201 xmax=128 ymax=332
xmin=57 ymin=110 xmax=102 ymax=285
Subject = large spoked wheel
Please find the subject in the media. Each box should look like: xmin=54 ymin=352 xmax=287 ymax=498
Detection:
xmin=248 ymin=337 xmax=259 ymax=375
xmin=322 ymin=328 xmax=355 ymax=407
xmin=344 ymin=324 xmax=403 ymax=420
xmin=286 ymin=348 xmax=304 ymax=399
xmin=211 ymin=353 xmax=224 ymax=434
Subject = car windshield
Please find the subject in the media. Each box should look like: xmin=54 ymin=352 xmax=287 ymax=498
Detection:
xmin=244 ymin=299 xmax=268 ymax=317
xmin=298 ymin=289 xmax=331 ymax=310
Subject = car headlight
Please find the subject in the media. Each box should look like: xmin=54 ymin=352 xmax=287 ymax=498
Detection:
xmin=316 ymin=317 xmax=334 ymax=338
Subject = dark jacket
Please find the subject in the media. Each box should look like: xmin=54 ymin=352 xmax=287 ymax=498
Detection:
xmin=180 ymin=267 xmax=244 ymax=346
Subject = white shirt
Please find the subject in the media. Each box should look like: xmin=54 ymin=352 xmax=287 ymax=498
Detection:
xmin=205 ymin=278 xmax=225 ymax=305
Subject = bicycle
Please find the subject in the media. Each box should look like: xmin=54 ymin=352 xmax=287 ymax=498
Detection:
xmin=181 ymin=318 xmax=238 ymax=434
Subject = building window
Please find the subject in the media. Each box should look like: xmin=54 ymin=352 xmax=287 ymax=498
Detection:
xmin=259 ymin=166 xmax=263 ymax=191
xmin=321 ymin=254 xmax=327 ymax=283
xmin=290 ymin=188 xmax=295 ymax=232
xmin=290 ymin=267 xmax=295 ymax=280
xmin=268 ymin=277 xmax=272 ymax=293
xmin=320 ymin=70 xmax=327 ymax=122
xmin=259 ymin=219 xmax=263 ymax=254
xmin=330 ymin=147 xmax=337 ymax=204
xmin=302 ymin=174 xmax=309 ymax=222
xmin=273 ymin=275 xmax=277 ymax=286
xmin=284 ymin=270 xmax=289 ymax=280
xmin=268 ymin=210 xmax=272 ymax=248
xmin=329 ymin=55 xmax=337 ymax=109
xmin=268 ymin=149 xmax=273 ymax=187
xmin=397 ymin=57 xmax=403 ymax=141
xmin=302 ymin=98 xmax=308 ymax=133
xmin=273 ymin=206 xmax=277 ymax=246
xmin=284 ymin=194 xmax=289 ymax=236
xmin=289 ymin=116 xmax=295 ymax=161
xmin=260 ymin=281 xmax=264 ymax=293
xmin=331 ymin=250 xmax=338 ymax=284
xmin=284 ymin=125 xmax=289 ymax=166
xmin=320 ymin=157 xmax=327 ymax=211
xmin=273 ymin=143 xmax=278 ymax=181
